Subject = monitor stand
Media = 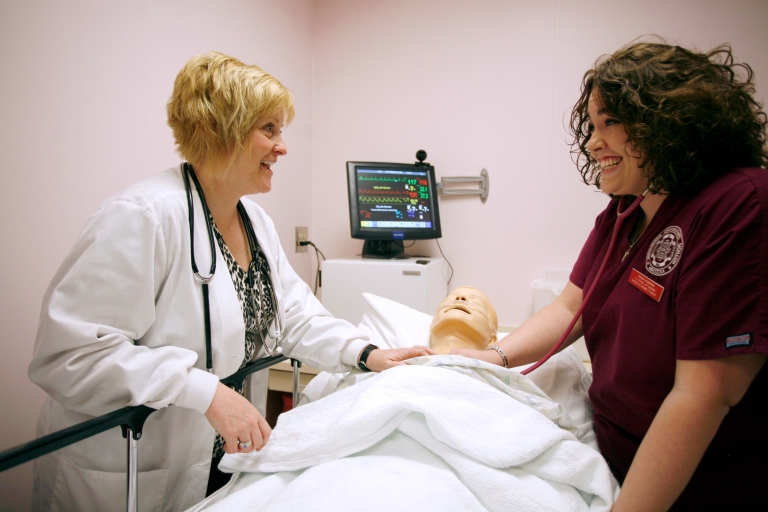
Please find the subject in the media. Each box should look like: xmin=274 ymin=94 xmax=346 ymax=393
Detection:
xmin=361 ymin=240 xmax=410 ymax=259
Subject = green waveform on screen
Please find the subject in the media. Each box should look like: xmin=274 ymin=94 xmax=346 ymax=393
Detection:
xmin=357 ymin=176 xmax=410 ymax=182
xmin=358 ymin=196 xmax=410 ymax=204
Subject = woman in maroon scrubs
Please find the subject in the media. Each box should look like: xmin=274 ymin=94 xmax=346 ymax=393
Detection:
xmin=453 ymin=41 xmax=768 ymax=510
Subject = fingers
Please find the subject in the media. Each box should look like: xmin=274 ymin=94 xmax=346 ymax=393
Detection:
xmin=222 ymin=431 xmax=257 ymax=455
xmin=222 ymin=418 xmax=269 ymax=455
xmin=366 ymin=346 xmax=437 ymax=372
xmin=395 ymin=346 xmax=436 ymax=359
xmin=388 ymin=346 xmax=436 ymax=359
xmin=206 ymin=383 xmax=272 ymax=455
xmin=411 ymin=345 xmax=437 ymax=356
xmin=255 ymin=415 xmax=271 ymax=451
xmin=226 ymin=436 xmax=253 ymax=454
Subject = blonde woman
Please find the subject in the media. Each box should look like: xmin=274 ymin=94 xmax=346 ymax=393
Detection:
xmin=29 ymin=52 xmax=432 ymax=511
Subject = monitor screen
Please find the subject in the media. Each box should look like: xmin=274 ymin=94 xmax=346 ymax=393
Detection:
xmin=347 ymin=160 xmax=441 ymax=259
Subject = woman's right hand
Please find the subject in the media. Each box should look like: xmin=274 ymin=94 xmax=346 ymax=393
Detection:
xmin=204 ymin=382 xmax=271 ymax=454
xmin=449 ymin=281 xmax=585 ymax=370
xmin=448 ymin=347 xmax=505 ymax=366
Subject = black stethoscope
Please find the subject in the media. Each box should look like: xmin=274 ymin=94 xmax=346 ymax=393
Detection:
xmin=182 ymin=163 xmax=283 ymax=373
xmin=521 ymin=189 xmax=649 ymax=375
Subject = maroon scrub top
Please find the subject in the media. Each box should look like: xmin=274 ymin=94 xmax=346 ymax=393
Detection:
xmin=571 ymin=168 xmax=768 ymax=509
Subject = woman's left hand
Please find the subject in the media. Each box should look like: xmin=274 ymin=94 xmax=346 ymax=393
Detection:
xmin=365 ymin=346 xmax=436 ymax=372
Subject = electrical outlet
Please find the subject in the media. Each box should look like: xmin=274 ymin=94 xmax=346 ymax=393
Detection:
xmin=295 ymin=226 xmax=308 ymax=252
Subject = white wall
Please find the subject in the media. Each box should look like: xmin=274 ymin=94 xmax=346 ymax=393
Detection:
xmin=2 ymin=0 xmax=768 ymax=509
xmin=0 ymin=1 xmax=315 ymax=509
xmin=312 ymin=0 xmax=768 ymax=327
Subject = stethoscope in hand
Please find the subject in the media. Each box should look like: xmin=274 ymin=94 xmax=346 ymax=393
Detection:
xmin=521 ymin=188 xmax=649 ymax=375
xmin=182 ymin=163 xmax=283 ymax=373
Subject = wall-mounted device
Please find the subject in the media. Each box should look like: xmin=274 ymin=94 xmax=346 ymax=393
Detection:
xmin=347 ymin=150 xmax=442 ymax=259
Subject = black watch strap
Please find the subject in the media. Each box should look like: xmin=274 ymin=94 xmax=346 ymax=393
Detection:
xmin=357 ymin=344 xmax=379 ymax=372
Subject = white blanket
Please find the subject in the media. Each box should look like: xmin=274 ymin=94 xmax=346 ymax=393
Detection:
xmin=301 ymin=293 xmax=597 ymax=449
xmin=194 ymin=357 xmax=618 ymax=511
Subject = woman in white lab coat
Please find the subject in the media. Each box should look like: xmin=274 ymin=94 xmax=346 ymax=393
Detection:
xmin=28 ymin=52 xmax=432 ymax=512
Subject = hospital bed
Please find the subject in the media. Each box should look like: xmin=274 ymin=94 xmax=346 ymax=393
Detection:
xmin=0 ymin=354 xmax=301 ymax=512
xmin=1 ymin=294 xmax=618 ymax=511
xmin=186 ymin=294 xmax=619 ymax=512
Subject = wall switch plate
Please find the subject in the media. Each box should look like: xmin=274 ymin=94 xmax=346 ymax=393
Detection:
xmin=295 ymin=226 xmax=308 ymax=252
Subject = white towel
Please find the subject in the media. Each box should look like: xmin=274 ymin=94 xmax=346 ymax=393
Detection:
xmin=206 ymin=360 xmax=617 ymax=511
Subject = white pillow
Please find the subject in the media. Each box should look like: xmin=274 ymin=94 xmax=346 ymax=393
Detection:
xmin=356 ymin=292 xmax=432 ymax=349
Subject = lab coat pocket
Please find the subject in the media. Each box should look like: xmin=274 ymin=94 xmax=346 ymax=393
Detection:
xmin=50 ymin=455 xmax=169 ymax=512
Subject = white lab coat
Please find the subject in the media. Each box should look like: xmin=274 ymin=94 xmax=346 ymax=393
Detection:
xmin=28 ymin=165 xmax=368 ymax=512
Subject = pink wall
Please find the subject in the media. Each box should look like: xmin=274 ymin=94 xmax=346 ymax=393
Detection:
xmin=0 ymin=1 xmax=315 ymax=509
xmin=1 ymin=0 xmax=767 ymax=509
xmin=311 ymin=0 xmax=768 ymax=327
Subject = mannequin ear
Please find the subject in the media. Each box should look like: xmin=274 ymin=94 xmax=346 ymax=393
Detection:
xmin=487 ymin=330 xmax=497 ymax=346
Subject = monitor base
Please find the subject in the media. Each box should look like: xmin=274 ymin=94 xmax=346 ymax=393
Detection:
xmin=361 ymin=240 xmax=410 ymax=259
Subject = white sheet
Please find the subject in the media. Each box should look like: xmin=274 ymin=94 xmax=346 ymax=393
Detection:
xmin=190 ymin=357 xmax=617 ymax=512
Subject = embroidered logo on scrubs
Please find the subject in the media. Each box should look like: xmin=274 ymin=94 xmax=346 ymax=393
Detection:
xmin=645 ymin=226 xmax=684 ymax=276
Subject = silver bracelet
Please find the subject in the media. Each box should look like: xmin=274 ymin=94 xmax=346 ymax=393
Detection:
xmin=485 ymin=344 xmax=508 ymax=368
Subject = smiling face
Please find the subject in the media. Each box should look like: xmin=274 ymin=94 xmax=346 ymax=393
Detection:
xmin=585 ymin=94 xmax=648 ymax=196
xmin=429 ymin=286 xmax=498 ymax=354
xmin=231 ymin=111 xmax=288 ymax=195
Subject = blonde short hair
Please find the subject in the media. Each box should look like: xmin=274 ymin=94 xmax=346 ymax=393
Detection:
xmin=167 ymin=52 xmax=295 ymax=167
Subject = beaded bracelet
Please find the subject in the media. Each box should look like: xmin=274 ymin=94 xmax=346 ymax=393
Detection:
xmin=485 ymin=344 xmax=508 ymax=368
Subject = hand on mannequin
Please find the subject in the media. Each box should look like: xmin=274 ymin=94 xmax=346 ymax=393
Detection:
xmin=205 ymin=382 xmax=271 ymax=454
xmin=448 ymin=282 xmax=584 ymax=369
xmin=365 ymin=346 xmax=436 ymax=372
xmin=448 ymin=347 xmax=504 ymax=366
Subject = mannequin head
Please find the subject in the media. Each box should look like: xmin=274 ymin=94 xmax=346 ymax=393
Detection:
xmin=429 ymin=286 xmax=498 ymax=354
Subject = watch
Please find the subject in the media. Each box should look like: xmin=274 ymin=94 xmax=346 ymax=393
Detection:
xmin=357 ymin=344 xmax=379 ymax=372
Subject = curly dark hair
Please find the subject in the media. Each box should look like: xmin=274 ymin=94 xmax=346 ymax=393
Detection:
xmin=569 ymin=40 xmax=768 ymax=195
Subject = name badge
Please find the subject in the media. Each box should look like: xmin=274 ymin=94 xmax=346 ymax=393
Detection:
xmin=629 ymin=268 xmax=664 ymax=302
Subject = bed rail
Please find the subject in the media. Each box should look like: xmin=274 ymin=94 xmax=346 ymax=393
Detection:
xmin=0 ymin=354 xmax=294 ymax=511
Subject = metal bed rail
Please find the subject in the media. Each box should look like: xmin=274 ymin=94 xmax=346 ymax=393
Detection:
xmin=0 ymin=354 xmax=300 ymax=511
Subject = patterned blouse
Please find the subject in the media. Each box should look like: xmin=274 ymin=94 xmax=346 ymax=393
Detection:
xmin=209 ymin=212 xmax=275 ymax=458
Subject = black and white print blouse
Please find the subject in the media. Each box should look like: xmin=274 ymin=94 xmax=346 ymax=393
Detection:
xmin=209 ymin=212 xmax=275 ymax=459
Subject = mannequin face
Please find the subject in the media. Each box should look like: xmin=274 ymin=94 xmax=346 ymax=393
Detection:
xmin=429 ymin=286 xmax=498 ymax=354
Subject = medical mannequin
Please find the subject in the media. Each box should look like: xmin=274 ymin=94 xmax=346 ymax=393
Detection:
xmin=429 ymin=286 xmax=498 ymax=354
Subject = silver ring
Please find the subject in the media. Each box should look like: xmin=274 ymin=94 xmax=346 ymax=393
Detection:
xmin=238 ymin=440 xmax=252 ymax=450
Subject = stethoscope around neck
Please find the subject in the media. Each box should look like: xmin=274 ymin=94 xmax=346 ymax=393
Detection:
xmin=182 ymin=162 xmax=283 ymax=373
xmin=521 ymin=188 xmax=649 ymax=375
